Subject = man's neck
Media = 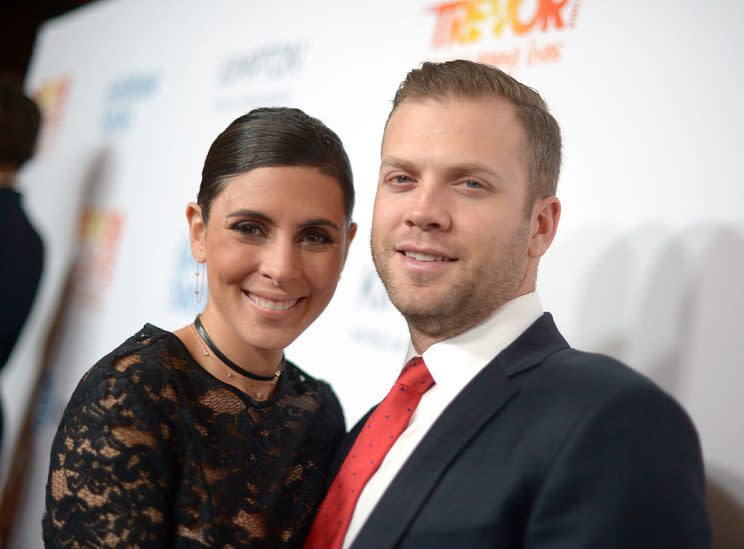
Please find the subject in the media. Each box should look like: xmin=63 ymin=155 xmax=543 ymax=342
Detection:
xmin=409 ymin=316 xmax=487 ymax=354
xmin=408 ymin=291 xmax=540 ymax=354
xmin=409 ymin=332 xmax=439 ymax=355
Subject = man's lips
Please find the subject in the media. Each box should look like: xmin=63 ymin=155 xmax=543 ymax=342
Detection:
xmin=398 ymin=248 xmax=457 ymax=262
xmin=243 ymin=291 xmax=302 ymax=311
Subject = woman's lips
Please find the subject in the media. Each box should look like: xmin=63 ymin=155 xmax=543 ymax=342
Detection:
xmin=244 ymin=291 xmax=300 ymax=311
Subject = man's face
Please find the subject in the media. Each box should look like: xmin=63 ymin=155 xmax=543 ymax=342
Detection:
xmin=371 ymin=96 xmax=537 ymax=349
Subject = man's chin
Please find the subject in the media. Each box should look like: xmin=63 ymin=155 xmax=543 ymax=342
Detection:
xmin=400 ymin=311 xmax=466 ymax=344
xmin=390 ymin=292 xmax=452 ymax=315
xmin=395 ymin=302 xmax=459 ymax=327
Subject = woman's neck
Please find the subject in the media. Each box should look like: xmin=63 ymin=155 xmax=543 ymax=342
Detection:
xmin=197 ymin=309 xmax=284 ymax=377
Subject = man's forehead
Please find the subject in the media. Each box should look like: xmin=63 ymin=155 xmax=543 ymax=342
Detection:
xmin=383 ymin=98 xmax=524 ymax=154
xmin=384 ymin=96 xmax=521 ymax=142
xmin=388 ymin=95 xmax=517 ymax=120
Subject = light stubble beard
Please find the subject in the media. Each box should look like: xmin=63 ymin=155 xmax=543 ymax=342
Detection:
xmin=371 ymin=222 xmax=531 ymax=346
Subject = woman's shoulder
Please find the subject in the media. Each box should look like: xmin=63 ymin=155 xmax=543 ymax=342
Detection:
xmin=280 ymin=360 xmax=347 ymax=448
xmin=69 ymin=324 xmax=187 ymax=409
xmin=282 ymin=361 xmax=344 ymax=419
xmin=283 ymin=360 xmax=334 ymax=397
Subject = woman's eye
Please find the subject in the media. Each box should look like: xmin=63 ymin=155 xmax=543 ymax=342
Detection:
xmin=301 ymin=228 xmax=333 ymax=245
xmin=233 ymin=222 xmax=266 ymax=237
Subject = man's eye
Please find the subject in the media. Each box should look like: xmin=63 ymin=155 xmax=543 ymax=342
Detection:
xmin=464 ymin=179 xmax=484 ymax=189
xmin=393 ymin=175 xmax=412 ymax=184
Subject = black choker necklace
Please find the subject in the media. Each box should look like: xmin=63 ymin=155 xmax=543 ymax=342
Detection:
xmin=193 ymin=315 xmax=282 ymax=382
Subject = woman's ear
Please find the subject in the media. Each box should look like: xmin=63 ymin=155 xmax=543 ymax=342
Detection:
xmin=186 ymin=202 xmax=207 ymax=262
xmin=341 ymin=222 xmax=357 ymax=268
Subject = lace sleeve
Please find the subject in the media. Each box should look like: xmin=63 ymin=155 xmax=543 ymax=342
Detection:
xmin=43 ymin=352 xmax=176 ymax=547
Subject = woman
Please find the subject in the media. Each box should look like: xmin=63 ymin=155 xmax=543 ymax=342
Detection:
xmin=43 ymin=107 xmax=357 ymax=547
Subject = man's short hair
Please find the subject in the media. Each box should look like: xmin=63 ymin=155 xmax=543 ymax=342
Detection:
xmin=0 ymin=77 xmax=42 ymax=170
xmin=387 ymin=60 xmax=561 ymax=205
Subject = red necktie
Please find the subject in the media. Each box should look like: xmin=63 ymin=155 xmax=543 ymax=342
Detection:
xmin=304 ymin=356 xmax=435 ymax=549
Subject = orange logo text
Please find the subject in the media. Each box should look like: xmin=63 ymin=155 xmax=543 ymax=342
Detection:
xmin=430 ymin=0 xmax=578 ymax=48
xmin=72 ymin=209 xmax=125 ymax=307
xmin=33 ymin=78 xmax=70 ymax=153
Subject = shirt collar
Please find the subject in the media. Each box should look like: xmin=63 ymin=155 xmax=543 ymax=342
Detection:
xmin=404 ymin=292 xmax=544 ymax=398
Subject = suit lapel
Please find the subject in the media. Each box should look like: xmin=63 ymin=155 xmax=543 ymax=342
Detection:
xmin=351 ymin=362 xmax=516 ymax=549
xmin=351 ymin=313 xmax=569 ymax=548
xmin=496 ymin=313 xmax=568 ymax=377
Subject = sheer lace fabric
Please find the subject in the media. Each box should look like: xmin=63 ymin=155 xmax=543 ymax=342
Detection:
xmin=44 ymin=324 xmax=344 ymax=547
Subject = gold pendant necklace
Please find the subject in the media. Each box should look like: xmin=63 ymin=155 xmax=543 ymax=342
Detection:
xmin=191 ymin=324 xmax=282 ymax=400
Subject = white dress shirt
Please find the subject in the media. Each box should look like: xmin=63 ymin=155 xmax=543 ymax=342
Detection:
xmin=342 ymin=292 xmax=544 ymax=548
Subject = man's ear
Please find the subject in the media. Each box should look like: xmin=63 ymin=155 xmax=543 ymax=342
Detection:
xmin=341 ymin=222 xmax=358 ymax=268
xmin=186 ymin=202 xmax=207 ymax=262
xmin=528 ymin=196 xmax=560 ymax=259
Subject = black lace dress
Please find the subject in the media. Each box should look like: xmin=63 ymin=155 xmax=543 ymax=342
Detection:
xmin=43 ymin=324 xmax=345 ymax=547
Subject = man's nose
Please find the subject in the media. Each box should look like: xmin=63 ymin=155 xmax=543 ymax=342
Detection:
xmin=403 ymin=183 xmax=452 ymax=232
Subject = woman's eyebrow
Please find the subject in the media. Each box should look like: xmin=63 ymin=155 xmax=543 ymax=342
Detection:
xmin=226 ymin=209 xmax=274 ymax=224
xmin=299 ymin=218 xmax=340 ymax=231
xmin=227 ymin=210 xmax=340 ymax=232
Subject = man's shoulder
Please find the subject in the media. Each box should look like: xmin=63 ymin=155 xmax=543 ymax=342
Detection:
xmin=512 ymin=344 xmax=695 ymax=437
xmin=505 ymin=313 xmax=654 ymax=394
xmin=539 ymin=346 xmax=655 ymax=391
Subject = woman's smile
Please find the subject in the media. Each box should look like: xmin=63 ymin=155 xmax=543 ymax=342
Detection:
xmin=244 ymin=290 xmax=302 ymax=312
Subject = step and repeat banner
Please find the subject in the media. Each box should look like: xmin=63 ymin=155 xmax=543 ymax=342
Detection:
xmin=3 ymin=0 xmax=743 ymax=545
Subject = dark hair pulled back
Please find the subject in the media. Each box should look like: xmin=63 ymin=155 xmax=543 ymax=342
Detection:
xmin=198 ymin=107 xmax=354 ymax=224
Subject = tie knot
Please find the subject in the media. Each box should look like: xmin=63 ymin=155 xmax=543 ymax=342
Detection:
xmin=396 ymin=356 xmax=435 ymax=392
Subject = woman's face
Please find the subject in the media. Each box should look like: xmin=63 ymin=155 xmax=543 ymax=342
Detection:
xmin=189 ymin=165 xmax=356 ymax=356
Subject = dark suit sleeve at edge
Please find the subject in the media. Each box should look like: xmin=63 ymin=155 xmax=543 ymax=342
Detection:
xmin=524 ymin=381 xmax=711 ymax=549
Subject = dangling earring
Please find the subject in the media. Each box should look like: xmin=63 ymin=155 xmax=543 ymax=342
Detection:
xmin=194 ymin=261 xmax=205 ymax=304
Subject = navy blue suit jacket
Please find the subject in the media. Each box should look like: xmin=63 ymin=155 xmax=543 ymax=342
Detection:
xmin=336 ymin=313 xmax=710 ymax=548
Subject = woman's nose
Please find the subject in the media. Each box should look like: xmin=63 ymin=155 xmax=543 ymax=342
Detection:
xmin=259 ymin=239 xmax=301 ymax=285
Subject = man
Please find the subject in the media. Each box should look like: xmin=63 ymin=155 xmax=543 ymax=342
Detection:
xmin=0 ymin=77 xmax=44 ymax=449
xmin=306 ymin=60 xmax=709 ymax=548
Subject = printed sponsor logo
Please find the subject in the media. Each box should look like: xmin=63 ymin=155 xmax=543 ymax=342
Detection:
xmin=71 ymin=209 xmax=125 ymax=307
xmin=348 ymin=267 xmax=408 ymax=351
xmin=356 ymin=268 xmax=394 ymax=311
xmin=218 ymin=43 xmax=305 ymax=83
xmin=171 ymin=238 xmax=206 ymax=313
xmin=428 ymin=0 xmax=582 ymax=73
xmin=102 ymin=73 xmax=159 ymax=133
xmin=213 ymin=43 xmax=305 ymax=113
xmin=33 ymin=77 xmax=70 ymax=153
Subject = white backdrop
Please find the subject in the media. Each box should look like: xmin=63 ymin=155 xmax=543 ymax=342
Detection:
xmin=2 ymin=1 xmax=743 ymax=546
